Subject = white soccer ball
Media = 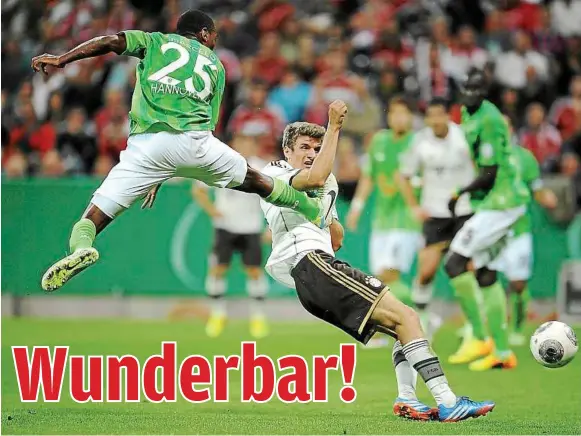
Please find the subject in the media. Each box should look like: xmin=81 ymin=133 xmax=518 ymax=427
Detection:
xmin=530 ymin=321 xmax=578 ymax=368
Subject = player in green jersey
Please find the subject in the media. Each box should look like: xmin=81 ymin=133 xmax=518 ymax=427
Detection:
xmin=494 ymin=116 xmax=557 ymax=346
xmin=32 ymin=10 xmax=333 ymax=292
xmin=444 ymin=68 xmax=530 ymax=371
xmin=346 ymin=96 xmax=421 ymax=347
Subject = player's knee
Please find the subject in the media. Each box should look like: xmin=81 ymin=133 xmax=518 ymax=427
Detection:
xmin=475 ymin=268 xmax=497 ymax=288
xmin=378 ymin=269 xmax=400 ymax=284
xmin=444 ymin=252 xmax=469 ymax=278
xmin=510 ymin=280 xmax=527 ymax=294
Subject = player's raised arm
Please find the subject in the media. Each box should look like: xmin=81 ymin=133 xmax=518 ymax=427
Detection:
xmin=31 ymin=33 xmax=129 ymax=74
xmin=289 ymin=100 xmax=347 ymax=191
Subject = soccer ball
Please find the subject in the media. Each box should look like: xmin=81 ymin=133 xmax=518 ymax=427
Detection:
xmin=530 ymin=321 xmax=578 ymax=368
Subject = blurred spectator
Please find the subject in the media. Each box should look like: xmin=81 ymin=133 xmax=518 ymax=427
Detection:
xmin=1 ymin=39 xmax=29 ymax=92
xmin=7 ymin=102 xmax=57 ymax=174
xmin=216 ymin=17 xmax=258 ymax=58
xmin=46 ymin=91 xmax=67 ymax=126
xmin=268 ymin=67 xmax=312 ymax=123
xmin=533 ymin=8 xmax=565 ymax=57
xmin=253 ymin=0 xmax=295 ymax=34
xmin=335 ymin=137 xmax=362 ymax=200
xmin=314 ymin=48 xmax=359 ymax=106
xmin=95 ymin=104 xmax=128 ymax=176
xmin=371 ymin=20 xmax=414 ymax=73
xmin=56 ymin=107 xmax=98 ymax=176
xmin=447 ymin=25 xmax=488 ymax=81
xmin=228 ymin=79 xmax=285 ymax=156
xmin=31 ymin=67 xmax=66 ymax=122
xmin=502 ymin=0 xmax=542 ymax=33
xmin=556 ymin=36 xmax=581 ymax=95
xmin=549 ymin=75 xmax=581 ymax=141
xmin=550 ymin=0 xmax=581 ymax=38
xmin=62 ymin=58 xmax=106 ymax=116
xmin=377 ymin=69 xmax=401 ymax=114
xmin=481 ymin=9 xmax=512 ymax=56
xmin=295 ymin=34 xmax=318 ymax=82
xmin=253 ymin=32 xmax=288 ymax=86
xmin=495 ymin=30 xmax=549 ymax=91
xmin=499 ymin=88 xmax=523 ymax=129
xmin=519 ymin=102 xmax=562 ymax=168
xmin=415 ymin=16 xmax=454 ymax=82
xmin=561 ymin=131 xmax=581 ymax=176
xmin=417 ymin=43 xmax=456 ymax=106
xmin=94 ymin=89 xmax=128 ymax=136
xmin=341 ymin=76 xmax=381 ymax=149
xmin=279 ymin=17 xmax=301 ymax=63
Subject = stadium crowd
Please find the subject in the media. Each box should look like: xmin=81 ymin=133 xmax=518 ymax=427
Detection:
xmin=1 ymin=0 xmax=581 ymax=204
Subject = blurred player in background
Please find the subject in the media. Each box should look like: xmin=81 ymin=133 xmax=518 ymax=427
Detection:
xmin=264 ymin=102 xmax=495 ymax=422
xmin=193 ymin=135 xmax=269 ymax=339
xmin=445 ymin=68 xmax=530 ymax=371
xmin=34 ymin=10 xmax=329 ymax=292
xmin=347 ymin=96 xmax=421 ymax=347
xmin=397 ymin=98 xmax=476 ymax=339
xmin=497 ymin=116 xmax=558 ymax=346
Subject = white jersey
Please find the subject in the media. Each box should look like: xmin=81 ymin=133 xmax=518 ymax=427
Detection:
xmin=204 ymin=156 xmax=266 ymax=234
xmin=260 ymin=160 xmax=338 ymax=288
xmin=399 ymin=122 xmax=475 ymax=218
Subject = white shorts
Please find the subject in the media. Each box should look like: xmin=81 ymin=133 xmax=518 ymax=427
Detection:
xmin=449 ymin=206 xmax=526 ymax=269
xmin=93 ymin=131 xmax=247 ymax=215
xmin=490 ymin=233 xmax=533 ymax=281
xmin=369 ymin=230 xmax=422 ymax=275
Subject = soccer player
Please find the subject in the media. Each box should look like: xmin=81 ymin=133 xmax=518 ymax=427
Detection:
xmin=263 ymin=101 xmax=494 ymax=422
xmin=444 ymin=68 xmax=531 ymax=371
xmin=496 ymin=116 xmax=557 ymax=346
xmin=33 ymin=10 xmax=328 ymax=292
xmin=193 ymin=136 xmax=269 ymax=339
xmin=397 ymin=98 xmax=476 ymax=337
xmin=346 ymin=96 xmax=421 ymax=312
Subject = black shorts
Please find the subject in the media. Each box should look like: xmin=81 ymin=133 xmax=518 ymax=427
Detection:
xmin=423 ymin=215 xmax=473 ymax=248
xmin=213 ymin=229 xmax=262 ymax=267
xmin=290 ymin=250 xmax=389 ymax=344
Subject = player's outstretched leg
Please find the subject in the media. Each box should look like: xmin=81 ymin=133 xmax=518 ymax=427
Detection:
xmin=234 ymin=166 xmax=329 ymax=228
xmin=41 ymin=205 xmax=112 ymax=292
xmin=372 ymin=293 xmax=495 ymax=422
xmin=469 ymin=268 xmax=517 ymax=371
xmin=444 ymin=253 xmax=492 ymax=364
xmin=392 ymin=341 xmax=438 ymax=421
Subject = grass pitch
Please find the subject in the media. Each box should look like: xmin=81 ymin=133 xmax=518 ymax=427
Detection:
xmin=2 ymin=317 xmax=580 ymax=435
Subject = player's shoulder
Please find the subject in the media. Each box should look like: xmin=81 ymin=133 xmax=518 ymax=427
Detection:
xmin=262 ymin=159 xmax=295 ymax=176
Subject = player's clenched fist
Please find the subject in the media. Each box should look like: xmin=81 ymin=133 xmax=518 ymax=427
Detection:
xmin=328 ymin=100 xmax=348 ymax=128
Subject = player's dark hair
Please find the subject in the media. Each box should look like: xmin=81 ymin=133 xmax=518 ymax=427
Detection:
xmin=282 ymin=122 xmax=326 ymax=151
xmin=388 ymin=95 xmax=411 ymax=112
xmin=176 ymin=10 xmax=215 ymax=37
xmin=428 ymin=97 xmax=450 ymax=111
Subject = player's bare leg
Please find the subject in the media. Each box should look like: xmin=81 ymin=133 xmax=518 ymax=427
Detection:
xmin=371 ymin=292 xmax=495 ymax=421
xmin=413 ymin=244 xmax=445 ymax=340
xmin=245 ymin=266 xmax=269 ymax=339
xmin=205 ymin=264 xmax=228 ymax=338
xmin=41 ymin=205 xmax=113 ymax=292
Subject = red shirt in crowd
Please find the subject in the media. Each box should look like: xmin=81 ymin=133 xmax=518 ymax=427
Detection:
xmin=9 ymin=123 xmax=56 ymax=155
xmin=227 ymin=105 xmax=285 ymax=154
xmin=549 ymin=97 xmax=581 ymax=141
xmin=519 ymin=123 xmax=562 ymax=164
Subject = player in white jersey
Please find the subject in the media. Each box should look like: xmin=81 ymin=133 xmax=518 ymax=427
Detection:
xmin=262 ymin=101 xmax=495 ymax=422
xmin=193 ymin=136 xmax=269 ymax=339
xmin=397 ymin=98 xmax=476 ymax=336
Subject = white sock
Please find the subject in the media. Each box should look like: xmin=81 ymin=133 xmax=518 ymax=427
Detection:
xmin=392 ymin=341 xmax=418 ymax=400
xmin=247 ymin=276 xmax=268 ymax=318
xmin=402 ymin=339 xmax=457 ymax=407
xmin=206 ymin=275 xmax=226 ymax=316
xmin=412 ymin=280 xmax=434 ymax=312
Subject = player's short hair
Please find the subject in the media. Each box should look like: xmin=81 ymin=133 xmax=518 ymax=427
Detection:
xmin=176 ymin=10 xmax=215 ymax=37
xmin=388 ymin=95 xmax=411 ymax=112
xmin=282 ymin=122 xmax=326 ymax=150
xmin=427 ymin=97 xmax=450 ymax=111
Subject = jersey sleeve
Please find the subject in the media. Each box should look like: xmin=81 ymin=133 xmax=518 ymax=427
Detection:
xmin=477 ymin=115 xmax=506 ymax=166
xmin=520 ymin=148 xmax=543 ymax=191
xmin=323 ymin=173 xmax=339 ymax=223
xmin=262 ymin=162 xmax=301 ymax=184
xmin=121 ymin=30 xmax=153 ymax=58
xmin=210 ymin=62 xmax=226 ymax=129
xmin=399 ymin=133 xmax=422 ymax=177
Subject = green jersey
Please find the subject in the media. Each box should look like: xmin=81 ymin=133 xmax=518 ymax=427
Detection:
xmin=511 ymin=145 xmax=542 ymax=236
xmin=461 ymin=100 xmax=530 ymax=210
xmin=363 ymin=130 xmax=420 ymax=232
xmin=122 ymin=31 xmax=226 ymax=135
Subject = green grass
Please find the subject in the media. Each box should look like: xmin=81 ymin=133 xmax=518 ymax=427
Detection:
xmin=2 ymin=318 xmax=581 ymax=435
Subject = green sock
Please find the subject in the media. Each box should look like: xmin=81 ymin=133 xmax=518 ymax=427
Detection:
xmin=510 ymin=287 xmax=530 ymax=334
xmin=482 ymin=281 xmax=510 ymax=354
xmin=388 ymin=280 xmax=414 ymax=307
xmin=266 ymin=178 xmax=320 ymax=221
xmin=69 ymin=218 xmax=96 ymax=253
xmin=450 ymin=272 xmax=487 ymax=340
